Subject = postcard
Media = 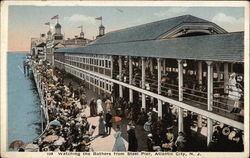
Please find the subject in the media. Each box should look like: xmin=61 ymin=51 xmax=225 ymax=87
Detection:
xmin=0 ymin=1 xmax=249 ymax=158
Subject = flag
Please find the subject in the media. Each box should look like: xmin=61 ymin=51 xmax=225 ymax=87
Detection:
xmin=45 ymin=22 xmax=50 ymax=25
xmin=51 ymin=15 xmax=59 ymax=20
xmin=95 ymin=16 xmax=102 ymax=20
xmin=77 ymin=25 xmax=82 ymax=28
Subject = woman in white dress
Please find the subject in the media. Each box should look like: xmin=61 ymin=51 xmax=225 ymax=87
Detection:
xmin=97 ymin=98 xmax=104 ymax=115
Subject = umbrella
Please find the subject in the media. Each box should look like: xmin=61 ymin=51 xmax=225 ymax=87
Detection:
xmin=112 ymin=116 xmax=122 ymax=122
xmin=21 ymin=143 xmax=39 ymax=152
xmin=9 ymin=140 xmax=25 ymax=148
xmin=50 ymin=120 xmax=61 ymax=126
xmin=53 ymin=137 xmax=66 ymax=146
xmin=43 ymin=135 xmax=59 ymax=142
xmin=63 ymin=102 xmax=71 ymax=107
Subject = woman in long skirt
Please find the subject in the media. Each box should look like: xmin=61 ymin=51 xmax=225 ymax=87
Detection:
xmin=98 ymin=112 xmax=106 ymax=136
xmin=127 ymin=124 xmax=138 ymax=151
xmin=112 ymin=125 xmax=126 ymax=151
xmin=97 ymin=98 xmax=104 ymax=115
xmin=90 ymin=99 xmax=97 ymax=117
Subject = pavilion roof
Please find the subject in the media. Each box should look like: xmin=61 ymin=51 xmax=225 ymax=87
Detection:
xmin=56 ymin=32 xmax=244 ymax=62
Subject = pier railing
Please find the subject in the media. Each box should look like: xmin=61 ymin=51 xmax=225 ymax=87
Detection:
xmin=30 ymin=62 xmax=50 ymax=142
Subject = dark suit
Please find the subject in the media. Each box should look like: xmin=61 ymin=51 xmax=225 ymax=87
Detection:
xmin=105 ymin=113 xmax=112 ymax=134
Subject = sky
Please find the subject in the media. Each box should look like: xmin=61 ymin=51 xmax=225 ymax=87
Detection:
xmin=8 ymin=6 xmax=244 ymax=52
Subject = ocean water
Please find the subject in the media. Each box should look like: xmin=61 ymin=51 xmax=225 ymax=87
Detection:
xmin=7 ymin=52 xmax=41 ymax=150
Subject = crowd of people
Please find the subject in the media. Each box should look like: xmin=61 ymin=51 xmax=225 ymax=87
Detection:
xmin=15 ymin=58 xmax=243 ymax=152
xmin=27 ymin=61 xmax=94 ymax=152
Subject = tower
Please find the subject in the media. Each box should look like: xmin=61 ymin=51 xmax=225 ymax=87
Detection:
xmin=55 ymin=23 xmax=61 ymax=34
xmin=47 ymin=30 xmax=52 ymax=40
xmin=99 ymin=24 xmax=105 ymax=36
xmin=53 ymin=22 xmax=63 ymax=41
xmin=79 ymin=26 xmax=84 ymax=39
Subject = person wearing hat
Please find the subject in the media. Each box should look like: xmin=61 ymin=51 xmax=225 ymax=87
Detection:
xmin=127 ymin=124 xmax=138 ymax=151
xmin=162 ymin=127 xmax=174 ymax=151
xmin=144 ymin=112 xmax=153 ymax=132
xmin=112 ymin=125 xmax=126 ymax=151
xmin=89 ymin=99 xmax=97 ymax=117
xmin=98 ymin=112 xmax=106 ymax=136
xmin=175 ymin=132 xmax=186 ymax=151
xmin=147 ymin=133 xmax=154 ymax=151
xmin=105 ymin=110 xmax=113 ymax=135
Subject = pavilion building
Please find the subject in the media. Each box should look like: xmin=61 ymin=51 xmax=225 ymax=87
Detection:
xmin=54 ymin=15 xmax=244 ymax=146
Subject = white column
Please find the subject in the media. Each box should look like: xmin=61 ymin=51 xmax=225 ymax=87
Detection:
xmin=197 ymin=61 xmax=203 ymax=128
xmin=141 ymin=57 xmax=145 ymax=89
xmin=178 ymin=60 xmax=184 ymax=102
xmin=163 ymin=58 xmax=166 ymax=74
xmin=178 ymin=59 xmax=184 ymax=132
xmin=129 ymin=56 xmax=133 ymax=103
xmin=178 ymin=107 xmax=184 ymax=132
xmin=98 ymin=78 xmax=101 ymax=95
xmin=230 ymin=63 xmax=234 ymax=72
xmin=104 ymin=80 xmax=107 ymax=93
xmin=157 ymin=58 xmax=162 ymax=94
xmin=207 ymin=61 xmax=213 ymax=111
xmin=110 ymin=56 xmax=113 ymax=78
xmin=215 ymin=63 xmax=220 ymax=81
xmin=157 ymin=58 xmax=162 ymax=118
xmin=207 ymin=118 xmax=213 ymax=146
xmin=224 ymin=63 xmax=229 ymax=93
xmin=197 ymin=115 xmax=203 ymax=128
xmin=198 ymin=61 xmax=202 ymax=85
xmin=206 ymin=61 xmax=213 ymax=146
xmin=119 ymin=56 xmax=123 ymax=98
xmin=141 ymin=57 xmax=146 ymax=109
xmin=150 ymin=58 xmax=153 ymax=74
xmin=150 ymin=58 xmax=154 ymax=103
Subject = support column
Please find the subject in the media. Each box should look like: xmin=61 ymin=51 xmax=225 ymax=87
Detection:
xmin=178 ymin=60 xmax=184 ymax=132
xmin=163 ymin=58 xmax=166 ymax=74
xmin=110 ymin=56 xmax=113 ymax=78
xmin=104 ymin=80 xmax=107 ymax=94
xmin=198 ymin=61 xmax=203 ymax=85
xmin=98 ymin=78 xmax=101 ymax=95
xmin=215 ymin=63 xmax=220 ymax=81
xmin=119 ymin=56 xmax=123 ymax=98
xmin=157 ymin=58 xmax=162 ymax=94
xmin=150 ymin=58 xmax=154 ymax=75
xmin=141 ymin=57 xmax=146 ymax=109
xmin=129 ymin=56 xmax=133 ymax=103
xmin=157 ymin=58 xmax=162 ymax=118
xmin=197 ymin=61 xmax=203 ymax=128
xmin=206 ymin=61 xmax=214 ymax=146
xmin=224 ymin=63 xmax=229 ymax=93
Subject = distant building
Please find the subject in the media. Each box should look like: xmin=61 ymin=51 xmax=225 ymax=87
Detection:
xmin=31 ymin=21 xmax=93 ymax=65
